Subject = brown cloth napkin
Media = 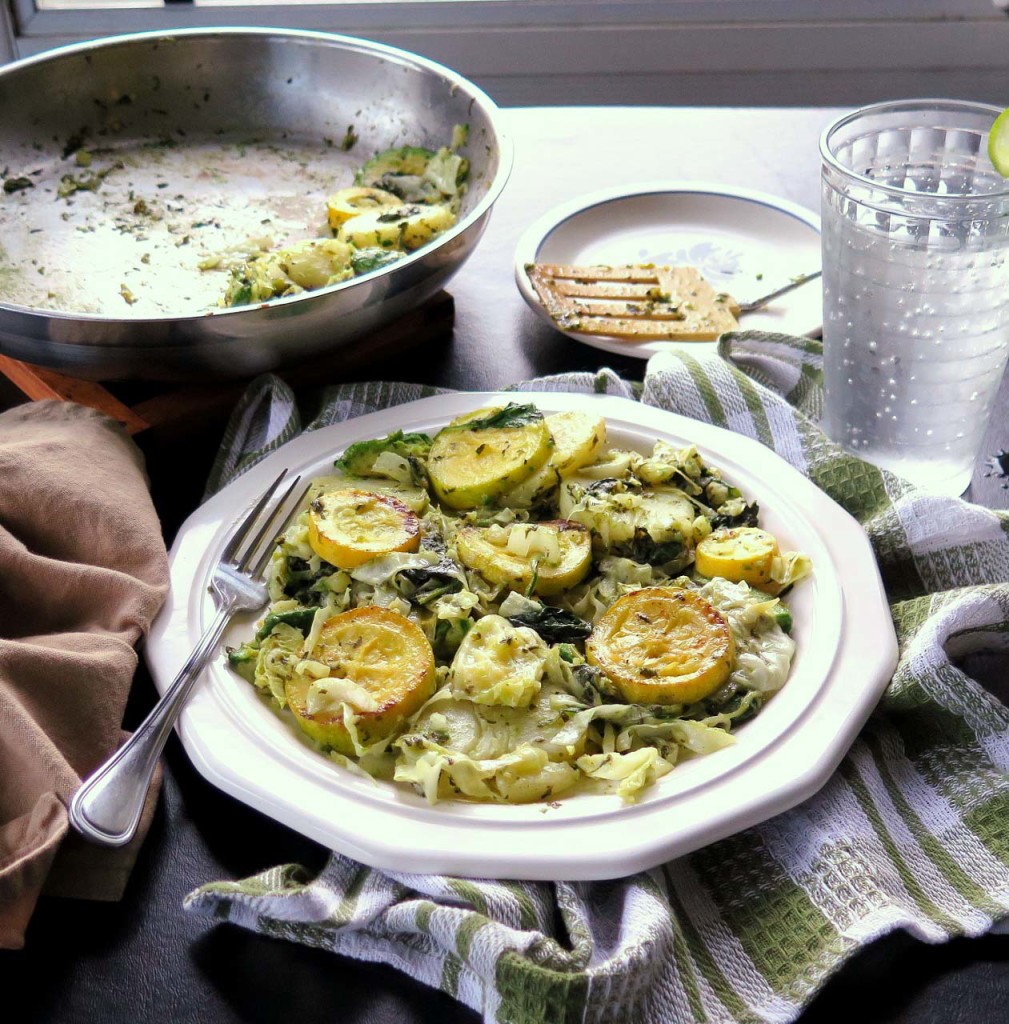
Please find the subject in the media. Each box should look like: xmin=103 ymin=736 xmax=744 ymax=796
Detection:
xmin=0 ymin=401 xmax=170 ymax=949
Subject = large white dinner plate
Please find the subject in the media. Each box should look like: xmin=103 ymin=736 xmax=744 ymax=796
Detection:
xmin=514 ymin=183 xmax=822 ymax=359
xmin=147 ymin=392 xmax=896 ymax=881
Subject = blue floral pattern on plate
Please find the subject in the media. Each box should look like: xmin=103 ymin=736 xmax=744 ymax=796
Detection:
xmin=637 ymin=242 xmax=743 ymax=279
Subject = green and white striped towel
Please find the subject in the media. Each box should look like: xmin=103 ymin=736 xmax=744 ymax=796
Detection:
xmin=185 ymin=331 xmax=1009 ymax=1024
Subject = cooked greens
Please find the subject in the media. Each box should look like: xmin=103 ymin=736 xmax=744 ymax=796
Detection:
xmin=499 ymin=592 xmax=592 ymax=643
xmin=350 ymin=247 xmax=405 ymax=276
xmin=443 ymin=403 xmax=543 ymax=432
xmin=355 ymin=143 xmax=469 ymax=205
xmin=255 ymin=607 xmax=318 ymax=641
xmin=335 ymin=429 xmax=432 ymax=484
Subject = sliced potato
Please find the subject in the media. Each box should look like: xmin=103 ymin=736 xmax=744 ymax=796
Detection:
xmin=497 ymin=461 xmax=560 ymax=509
xmin=449 ymin=614 xmax=548 ymax=707
xmin=456 ymin=520 xmax=592 ymax=597
xmin=337 ymin=203 xmax=456 ymax=251
xmin=695 ymin=527 xmax=779 ymax=587
xmin=280 ymin=238 xmax=355 ymax=290
xmin=308 ymin=488 xmax=420 ymax=569
xmin=586 ymin=587 xmax=734 ymax=705
xmin=635 ymin=488 xmax=697 ymax=545
xmin=224 ymin=238 xmax=353 ymax=305
xmin=286 ymin=607 xmax=436 ymax=754
xmin=407 ymin=682 xmax=588 ymax=761
xmin=326 ymin=186 xmax=402 ymax=228
xmin=545 ymin=410 xmax=607 ymax=477
xmin=427 ymin=406 xmax=552 ymax=509
xmin=559 ymin=481 xmax=696 ymax=552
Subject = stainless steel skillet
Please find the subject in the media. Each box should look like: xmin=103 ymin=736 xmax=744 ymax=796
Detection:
xmin=0 ymin=28 xmax=510 ymax=380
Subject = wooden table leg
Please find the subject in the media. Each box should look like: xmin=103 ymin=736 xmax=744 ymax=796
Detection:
xmin=0 ymin=354 xmax=151 ymax=434
xmin=0 ymin=290 xmax=455 ymax=439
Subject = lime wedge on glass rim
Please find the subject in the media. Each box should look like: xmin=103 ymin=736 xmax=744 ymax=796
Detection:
xmin=988 ymin=107 xmax=1009 ymax=176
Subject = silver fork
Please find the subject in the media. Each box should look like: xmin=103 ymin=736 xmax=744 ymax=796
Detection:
xmin=68 ymin=468 xmax=303 ymax=848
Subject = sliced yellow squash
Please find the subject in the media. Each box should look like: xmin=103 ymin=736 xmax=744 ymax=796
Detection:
xmin=427 ymin=405 xmax=552 ymax=509
xmin=325 ymin=186 xmax=402 ymax=228
xmin=545 ymin=410 xmax=607 ymax=477
xmin=285 ymin=607 xmax=436 ymax=754
xmin=695 ymin=527 xmax=779 ymax=587
xmin=586 ymin=587 xmax=734 ymax=705
xmin=308 ymin=488 xmax=420 ymax=569
xmin=308 ymin=473 xmax=429 ymax=515
xmin=456 ymin=520 xmax=592 ymax=597
xmin=337 ymin=203 xmax=456 ymax=251
xmin=497 ymin=411 xmax=605 ymax=508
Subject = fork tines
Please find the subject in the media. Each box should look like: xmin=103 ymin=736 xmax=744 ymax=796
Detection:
xmin=526 ymin=263 xmax=741 ymax=341
xmin=226 ymin=470 xmax=307 ymax=580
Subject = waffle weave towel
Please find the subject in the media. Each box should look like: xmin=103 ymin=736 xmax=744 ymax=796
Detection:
xmin=185 ymin=332 xmax=1009 ymax=1024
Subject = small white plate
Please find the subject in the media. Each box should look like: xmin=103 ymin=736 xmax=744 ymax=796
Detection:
xmin=515 ymin=183 xmax=822 ymax=359
xmin=147 ymin=392 xmax=895 ymax=881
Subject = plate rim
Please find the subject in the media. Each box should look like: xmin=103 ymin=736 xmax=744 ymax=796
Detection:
xmin=513 ymin=181 xmax=823 ymax=359
xmin=146 ymin=390 xmax=897 ymax=880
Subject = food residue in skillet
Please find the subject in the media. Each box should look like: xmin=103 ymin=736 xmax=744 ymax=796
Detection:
xmin=0 ymin=117 xmax=471 ymax=317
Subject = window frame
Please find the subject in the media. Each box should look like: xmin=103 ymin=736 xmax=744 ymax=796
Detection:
xmin=3 ymin=1 xmax=1008 ymax=107
xmin=12 ymin=0 xmax=1005 ymax=35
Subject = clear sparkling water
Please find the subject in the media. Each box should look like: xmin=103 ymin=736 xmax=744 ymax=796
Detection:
xmin=821 ymin=140 xmax=1009 ymax=496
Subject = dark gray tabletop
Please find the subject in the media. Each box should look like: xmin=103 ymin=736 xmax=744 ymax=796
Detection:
xmin=3 ymin=106 xmax=1009 ymax=1024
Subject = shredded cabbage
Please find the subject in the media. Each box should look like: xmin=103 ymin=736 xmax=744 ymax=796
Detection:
xmin=577 ymin=748 xmax=674 ymax=802
xmin=423 ymin=147 xmax=466 ymax=199
xmin=252 ymin=623 xmax=303 ymax=705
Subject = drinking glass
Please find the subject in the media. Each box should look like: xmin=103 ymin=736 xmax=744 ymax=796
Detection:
xmin=820 ymin=99 xmax=1009 ymax=496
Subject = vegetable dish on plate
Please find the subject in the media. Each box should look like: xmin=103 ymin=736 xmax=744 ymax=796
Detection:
xmin=227 ymin=403 xmax=811 ymax=805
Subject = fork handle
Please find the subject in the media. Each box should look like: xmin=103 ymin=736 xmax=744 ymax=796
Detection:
xmin=68 ymin=600 xmax=235 ymax=847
